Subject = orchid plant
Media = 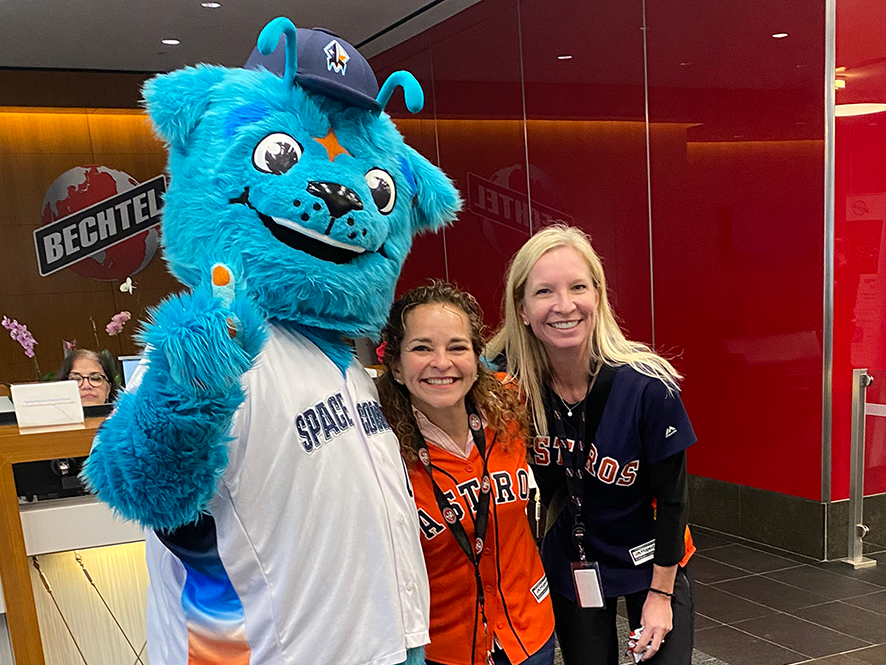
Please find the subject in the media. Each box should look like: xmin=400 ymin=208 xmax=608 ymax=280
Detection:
xmin=4 ymin=277 xmax=142 ymax=386
xmin=2 ymin=305 xmax=136 ymax=387
xmin=106 ymin=311 xmax=132 ymax=336
xmin=2 ymin=316 xmax=42 ymax=379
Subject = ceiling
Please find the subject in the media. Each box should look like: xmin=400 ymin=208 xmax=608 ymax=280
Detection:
xmin=0 ymin=0 xmax=479 ymax=72
xmin=2 ymin=0 xmax=881 ymax=107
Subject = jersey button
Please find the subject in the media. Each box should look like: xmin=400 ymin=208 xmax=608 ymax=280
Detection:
xmin=465 ymin=464 xmax=473 ymax=472
xmin=484 ymin=547 xmax=492 ymax=556
xmin=405 ymin=580 xmax=414 ymax=592
xmin=496 ymin=621 xmax=504 ymax=630
xmin=397 ymin=513 xmax=406 ymax=526
xmin=484 ymin=584 xmax=493 ymax=593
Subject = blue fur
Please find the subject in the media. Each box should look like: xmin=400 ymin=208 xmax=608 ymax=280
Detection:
xmin=142 ymin=65 xmax=226 ymax=153
xmin=147 ymin=68 xmax=461 ymax=337
xmin=398 ymin=156 xmax=416 ymax=196
xmin=83 ymin=287 xmax=267 ymax=528
xmin=84 ymin=19 xmax=461 ymax=530
xmin=224 ymin=101 xmax=270 ymax=138
xmin=398 ymin=647 xmax=426 ymax=665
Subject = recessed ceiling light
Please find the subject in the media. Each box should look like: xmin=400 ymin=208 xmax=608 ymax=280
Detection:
xmin=162 ymin=38 xmax=181 ymax=45
xmin=836 ymin=103 xmax=886 ymax=117
xmin=557 ymin=55 xmax=573 ymax=60
xmin=201 ymin=1 xmax=221 ymax=6
xmin=772 ymin=32 xmax=788 ymax=39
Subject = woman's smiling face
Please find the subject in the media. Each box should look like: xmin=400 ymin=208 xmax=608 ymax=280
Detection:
xmin=393 ymin=302 xmax=478 ymax=419
xmin=521 ymin=245 xmax=599 ymax=357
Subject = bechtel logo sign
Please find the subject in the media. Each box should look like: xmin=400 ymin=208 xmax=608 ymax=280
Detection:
xmin=467 ymin=172 xmax=572 ymax=231
xmin=34 ymin=175 xmax=166 ymax=277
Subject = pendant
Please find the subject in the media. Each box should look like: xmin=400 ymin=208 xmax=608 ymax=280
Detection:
xmin=566 ymin=408 xmax=573 ymax=417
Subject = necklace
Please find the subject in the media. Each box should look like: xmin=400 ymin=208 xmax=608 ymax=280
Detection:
xmin=554 ymin=363 xmax=602 ymax=417
xmin=557 ymin=391 xmax=587 ymax=418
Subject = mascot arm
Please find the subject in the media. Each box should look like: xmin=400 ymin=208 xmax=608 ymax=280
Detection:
xmin=83 ymin=273 xmax=266 ymax=531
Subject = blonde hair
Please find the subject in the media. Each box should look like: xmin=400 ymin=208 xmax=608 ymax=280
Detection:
xmin=487 ymin=224 xmax=681 ymax=436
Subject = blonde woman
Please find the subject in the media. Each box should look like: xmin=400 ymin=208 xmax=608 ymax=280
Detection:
xmin=488 ymin=225 xmax=696 ymax=665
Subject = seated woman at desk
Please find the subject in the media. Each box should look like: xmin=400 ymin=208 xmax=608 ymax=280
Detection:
xmin=58 ymin=350 xmax=118 ymax=406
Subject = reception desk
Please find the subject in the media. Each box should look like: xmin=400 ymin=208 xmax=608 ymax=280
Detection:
xmin=0 ymin=418 xmax=144 ymax=665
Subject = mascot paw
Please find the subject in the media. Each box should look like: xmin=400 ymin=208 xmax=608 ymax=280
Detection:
xmin=144 ymin=266 xmax=266 ymax=393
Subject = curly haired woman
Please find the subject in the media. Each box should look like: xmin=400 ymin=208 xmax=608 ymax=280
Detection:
xmin=377 ymin=281 xmax=555 ymax=665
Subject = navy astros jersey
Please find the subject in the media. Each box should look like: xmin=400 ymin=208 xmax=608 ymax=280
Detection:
xmin=532 ymin=365 xmax=696 ymax=599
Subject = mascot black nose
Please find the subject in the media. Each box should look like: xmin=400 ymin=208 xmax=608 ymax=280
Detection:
xmin=306 ymin=182 xmax=364 ymax=220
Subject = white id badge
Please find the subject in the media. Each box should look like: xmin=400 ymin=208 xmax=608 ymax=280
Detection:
xmin=571 ymin=561 xmax=605 ymax=608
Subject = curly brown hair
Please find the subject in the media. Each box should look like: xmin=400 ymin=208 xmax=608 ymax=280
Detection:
xmin=377 ymin=281 xmax=528 ymax=464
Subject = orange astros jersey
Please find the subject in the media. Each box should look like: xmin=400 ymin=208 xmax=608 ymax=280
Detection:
xmin=410 ymin=422 xmax=555 ymax=665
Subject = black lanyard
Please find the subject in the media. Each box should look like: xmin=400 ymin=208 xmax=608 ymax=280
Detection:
xmin=413 ymin=401 xmax=495 ymax=664
xmin=546 ymin=364 xmax=616 ymax=561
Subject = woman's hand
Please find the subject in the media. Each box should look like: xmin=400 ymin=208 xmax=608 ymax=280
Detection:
xmin=633 ymin=563 xmax=678 ymax=660
xmin=635 ymin=592 xmax=673 ymax=660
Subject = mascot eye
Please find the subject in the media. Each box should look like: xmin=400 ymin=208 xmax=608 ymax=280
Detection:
xmin=253 ymin=133 xmax=304 ymax=175
xmin=364 ymin=168 xmax=397 ymax=215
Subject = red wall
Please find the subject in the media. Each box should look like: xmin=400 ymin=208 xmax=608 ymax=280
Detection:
xmin=372 ymin=0 xmax=828 ymax=499
xmin=832 ymin=0 xmax=886 ymax=500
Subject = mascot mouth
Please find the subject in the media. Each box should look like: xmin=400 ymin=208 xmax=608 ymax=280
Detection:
xmin=231 ymin=188 xmax=373 ymax=265
xmin=261 ymin=214 xmax=365 ymax=264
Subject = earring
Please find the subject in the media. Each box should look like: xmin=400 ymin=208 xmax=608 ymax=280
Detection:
xmin=394 ymin=376 xmax=404 ymax=385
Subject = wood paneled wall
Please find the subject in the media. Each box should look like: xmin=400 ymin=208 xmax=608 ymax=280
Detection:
xmin=0 ymin=70 xmax=150 ymax=109
xmin=0 ymin=107 xmax=180 ymax=384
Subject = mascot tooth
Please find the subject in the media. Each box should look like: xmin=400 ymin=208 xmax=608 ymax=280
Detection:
xmin=83 ymin=17 xmax=461 ymax=665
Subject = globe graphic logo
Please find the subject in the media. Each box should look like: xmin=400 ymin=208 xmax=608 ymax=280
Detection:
xmin=41 ymin=165 xmax=161 ymax=281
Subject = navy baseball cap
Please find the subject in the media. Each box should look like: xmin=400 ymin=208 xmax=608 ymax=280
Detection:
xmin=245 ymin=27 xmax=381 ymax=111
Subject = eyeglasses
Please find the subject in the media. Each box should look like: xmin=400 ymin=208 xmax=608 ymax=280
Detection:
xmin=68 ymin=373 xmax=108 ymax=388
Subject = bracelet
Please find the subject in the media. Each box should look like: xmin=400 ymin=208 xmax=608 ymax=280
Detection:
xmin=648 ymin=587 xmax=675 ymax=598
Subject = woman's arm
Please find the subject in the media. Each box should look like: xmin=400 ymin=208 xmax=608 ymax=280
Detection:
xmin=651 ymin=450 xmax=688 ymax=566
xmin=634 ymin=450 xmax=688 ymax=659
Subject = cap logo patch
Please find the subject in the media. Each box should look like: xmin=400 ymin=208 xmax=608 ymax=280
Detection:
xmin=325 ymin=39 xmax=350 ymax=76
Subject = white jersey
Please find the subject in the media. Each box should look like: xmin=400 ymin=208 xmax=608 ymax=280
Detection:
xmin=144 ymin=325 xmax=430 ymax=665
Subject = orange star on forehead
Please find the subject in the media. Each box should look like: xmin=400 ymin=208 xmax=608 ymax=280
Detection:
xmin=313 ymin=130 xmax=350 ymax=162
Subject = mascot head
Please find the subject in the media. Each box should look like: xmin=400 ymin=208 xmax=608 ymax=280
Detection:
xmin=144 ymin=17 xmax=461 ymax=337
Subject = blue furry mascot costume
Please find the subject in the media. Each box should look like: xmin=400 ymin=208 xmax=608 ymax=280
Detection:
xmin=83 ymin=17 xmax=460 ymax=665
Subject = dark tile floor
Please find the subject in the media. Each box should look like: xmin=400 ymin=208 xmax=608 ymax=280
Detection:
xmin=689 ymin=526 xmax=886 ymax=665
xmin=552 ymin=527 xmax=886 ymax=665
